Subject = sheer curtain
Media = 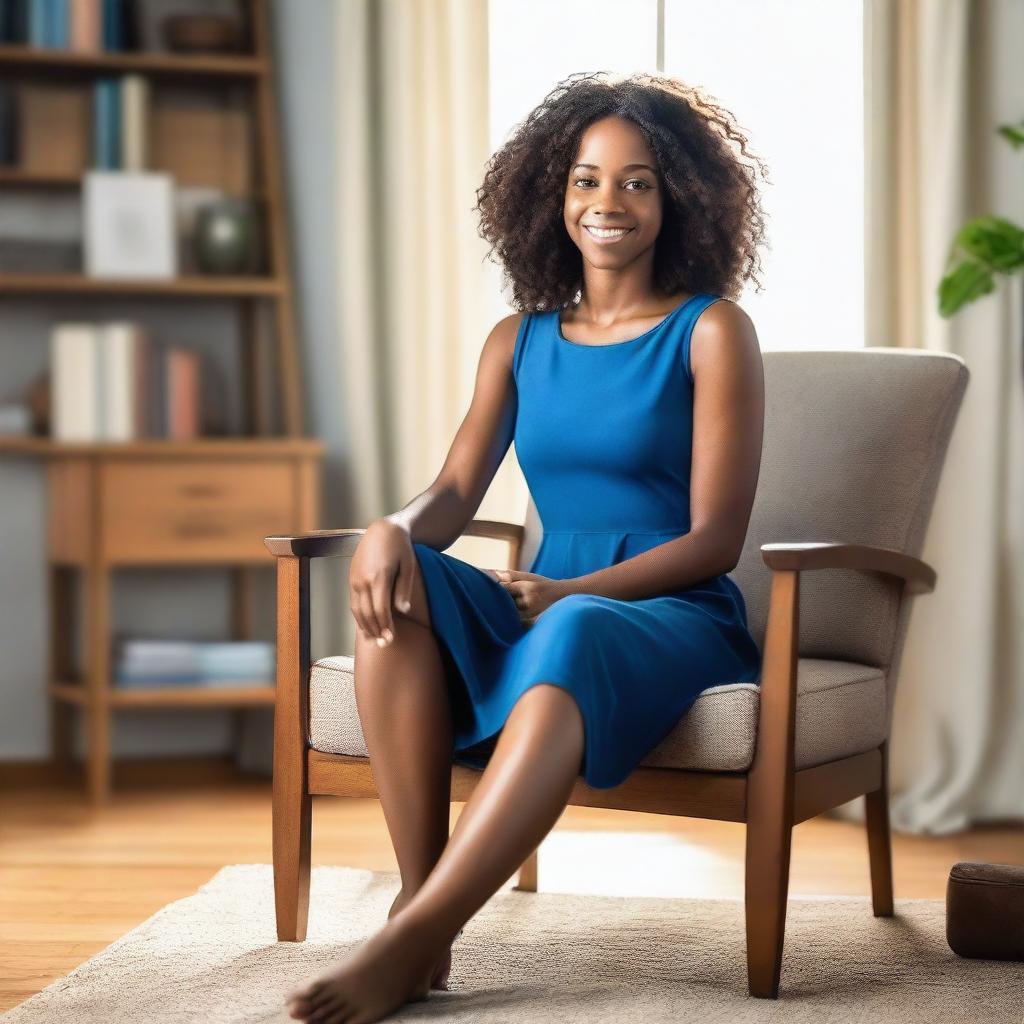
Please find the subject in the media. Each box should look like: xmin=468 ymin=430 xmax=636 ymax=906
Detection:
xmin=858 ymin=0 xmax=1024 ymax=833
xmin=240 ymin=0 xmax=500 ymax=773
xmin=333 ymin=0 xmax=519 ymax=653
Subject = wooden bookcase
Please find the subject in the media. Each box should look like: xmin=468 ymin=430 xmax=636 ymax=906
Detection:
xmin=0 ymin=0 xmax=324 ymax=803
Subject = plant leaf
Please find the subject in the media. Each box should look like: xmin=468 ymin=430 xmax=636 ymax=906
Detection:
xmin=953 ymin=215 xmax=1024 ymax=271
xmin=938 ymin=260 xmax=995 ymax=317
xmin=997 ymin=122 xmax=1024 ymax=150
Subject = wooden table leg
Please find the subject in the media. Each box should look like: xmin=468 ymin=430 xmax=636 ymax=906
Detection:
xmin=49 ymin=565 xmax=76 ymax=771
xmin=86 ymin=565 xmax=111 ymax=805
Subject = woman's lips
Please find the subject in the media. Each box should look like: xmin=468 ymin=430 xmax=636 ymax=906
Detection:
xmin=583 ymin=225 xmax=633 ymax=245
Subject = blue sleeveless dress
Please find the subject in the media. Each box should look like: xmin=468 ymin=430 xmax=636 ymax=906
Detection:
xmin=412 ymin=293 xmax=762 ymax=789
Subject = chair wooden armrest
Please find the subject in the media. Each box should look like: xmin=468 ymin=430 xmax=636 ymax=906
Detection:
xmin=264 ymin=529 xmax=364 ymax=559
xmin=761 ymin=541 xmax=935 ymax=594
xmin=263 ymin=518 xmax=525 ymax=559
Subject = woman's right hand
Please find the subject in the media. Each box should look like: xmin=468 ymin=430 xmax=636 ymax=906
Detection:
xmin=349 ymin=518 xmax=416 ymax=647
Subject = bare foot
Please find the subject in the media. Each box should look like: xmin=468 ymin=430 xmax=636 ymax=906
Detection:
xmin=388 ymin=888 xmax=453 ymax=991
xmin=285 ymin=913 xmax=448 ymax=1024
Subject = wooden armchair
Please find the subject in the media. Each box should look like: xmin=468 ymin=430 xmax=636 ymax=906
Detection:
xmin=264 ymin=348 xmax=968 ymax=999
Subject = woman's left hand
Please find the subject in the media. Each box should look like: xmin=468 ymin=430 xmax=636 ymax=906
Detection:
xmin=491 ymin=569 xmax=571 ymax=625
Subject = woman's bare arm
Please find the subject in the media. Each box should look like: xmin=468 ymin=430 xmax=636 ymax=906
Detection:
xmin=383 ymin=313 xmax=524 ymax=549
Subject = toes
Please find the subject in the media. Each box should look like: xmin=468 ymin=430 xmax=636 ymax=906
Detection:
xmin=286 ymin=999 xmax=312 ymax=1020
xmin=286 ymin=980 xmax=327 ymax=1020
xmin=286 ymin=979 xmax=320 ymax=1003
xmin=306 ymin=984 xmax=352 ymax=1024
xmin=309 ymin=985 xmax=336 ymax=1010
xmin=308 ymin=998 xmax=347 ymax=1024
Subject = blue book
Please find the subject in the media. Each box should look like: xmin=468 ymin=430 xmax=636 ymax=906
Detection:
xmin=28 ymin=0 xmax=45 ymax=46
xmin=96 ymin=78 xmax=120 ymax=169
xmin=50 ymin=0 xmax=66 ymax=47
xmin=102 ymin=0 xmax=121 ymax=51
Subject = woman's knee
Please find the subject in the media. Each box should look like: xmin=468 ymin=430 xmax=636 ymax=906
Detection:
xmin=516 ymin=682 xmax=584 ymax=728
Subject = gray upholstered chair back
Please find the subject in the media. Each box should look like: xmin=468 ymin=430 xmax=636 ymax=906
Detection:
xmin=519 ymin=348 xmax=968 ymax=714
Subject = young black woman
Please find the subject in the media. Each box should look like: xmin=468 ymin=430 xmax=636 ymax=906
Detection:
xmin=287 ymin=70 xmax=768 ymax=1024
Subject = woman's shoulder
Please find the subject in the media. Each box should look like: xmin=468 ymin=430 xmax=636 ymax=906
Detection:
xmin=689 ymin=297 xmax=761 ymax=376
xmin=477 ymin=313 xmax=530 ymax=377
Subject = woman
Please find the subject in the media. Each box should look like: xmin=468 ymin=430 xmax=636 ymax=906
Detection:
xmin=288 ymin=70 xmax=768 ymax=1024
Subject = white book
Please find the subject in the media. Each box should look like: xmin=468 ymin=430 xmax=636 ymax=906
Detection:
xmin=50 ymin=323 xmax=100 ymax=441
xmin=99 ymin=322 xmax=139 ymax=441
xmin=120 ymin=75 xmax=150 ymax=171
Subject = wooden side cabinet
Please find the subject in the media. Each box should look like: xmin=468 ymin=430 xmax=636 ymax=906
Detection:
xmin=44 ymin=438 xmax=324 ymax=803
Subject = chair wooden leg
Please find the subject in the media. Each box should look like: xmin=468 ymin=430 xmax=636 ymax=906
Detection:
xmin=864 ymin=741 xmax=894 ymax=916
xmin=273 ymin=555 xmax=312 ymax=941
xmin=273 ymin=768 xmax=311 ymax=941
xmin=744 ymin=569 xmax=799 ymax=999
xmin=744 ymin=812 xmax=793 ymax=998
xmin=513 ymin=848 xmax=538 ymax=892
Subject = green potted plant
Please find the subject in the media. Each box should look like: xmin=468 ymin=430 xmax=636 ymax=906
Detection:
xmin=938 ymin=120 xmax=1024 ymax=327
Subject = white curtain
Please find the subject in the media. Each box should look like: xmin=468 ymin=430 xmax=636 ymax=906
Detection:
xmin=856 ymin=0 xmax=1024 ymax=833
xmin=238 ymin=0 xmax=509 ymax=773
xmin=333 ymin=0 xmax=523 ymax=653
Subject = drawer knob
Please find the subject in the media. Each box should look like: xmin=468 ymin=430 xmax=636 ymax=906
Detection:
xmin=175 ymin=522 xmax=228 ymax=538
xmin=180 ymin=484 xmax=223 ymax=498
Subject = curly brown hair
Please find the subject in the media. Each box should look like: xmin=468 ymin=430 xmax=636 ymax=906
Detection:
xmin=473 ymin=71 xmax=770 ymax=312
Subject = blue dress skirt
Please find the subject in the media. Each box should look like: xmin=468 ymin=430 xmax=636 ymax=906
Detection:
xmin=413 ymin=294 xmax=762 ymax=790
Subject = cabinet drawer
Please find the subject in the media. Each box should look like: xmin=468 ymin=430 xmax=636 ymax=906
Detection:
xmin=102 ymin=460 xmax=296 ymax=562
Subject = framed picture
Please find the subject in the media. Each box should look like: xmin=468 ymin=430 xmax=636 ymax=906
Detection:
xmin=83 ymin=170 xmax=177 ymax=279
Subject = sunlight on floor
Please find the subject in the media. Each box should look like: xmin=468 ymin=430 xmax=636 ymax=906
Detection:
xmin=514 ymin=830 xmax=744 ymax=900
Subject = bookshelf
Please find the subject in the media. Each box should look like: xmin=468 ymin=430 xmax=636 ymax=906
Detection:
xmin=0 ymin=0 xmax=324 ymax=802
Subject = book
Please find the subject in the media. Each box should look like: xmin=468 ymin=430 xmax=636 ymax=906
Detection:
xmin=166 ymin=346 xmax=201 ymax=440
xmin=98 ymin=321 xmax=147 ymax=441
xmin=50 ymin=320 xmax=201 ymax=441
xmin=113 ymin=638 xmax=275 ymax=689
xmin=0 ymin=0 xmax=29 ymax=43
xmin=0 ymin=82 xmax=16 ymax=165
xmin=50 ymin=323 xmax=99 ymax=441
xmin=28 ymin=0 xmax=46 ymax=46
xmin=49 ymin=0 xmax=66 ymax=46
xmin=102 ymin=0 xmax=124 ymax=51
xmin=69 ymin=0 xmax=101 ymax=52
xmin=92 ymin=77 xmax=121 ymax=169
xmin=120 ymin=74 xmax=150 ymax=171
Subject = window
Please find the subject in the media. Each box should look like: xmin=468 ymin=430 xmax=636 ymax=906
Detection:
xmin=488 ymin=0 xmax=864 ymax=350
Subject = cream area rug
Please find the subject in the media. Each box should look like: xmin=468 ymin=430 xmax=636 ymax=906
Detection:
xmin=2 ymin=864 xmax=1020 ymax=1023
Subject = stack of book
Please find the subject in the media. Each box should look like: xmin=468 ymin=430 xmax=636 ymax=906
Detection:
xmin=0 ymin=75 xmax=149 ymax=174
xmin=113 ymin=639 xmax=275 ymax=690
xmin=49 ymin=321 xmax=202 ymax=441
xmin=0 ymin=0 xmax=129 ymax=50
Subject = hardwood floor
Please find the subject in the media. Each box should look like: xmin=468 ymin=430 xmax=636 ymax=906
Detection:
xmin=2 ymin=771 xmax=1022 ymax=1013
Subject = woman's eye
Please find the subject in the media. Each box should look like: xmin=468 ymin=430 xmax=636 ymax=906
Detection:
xmin=573 ymin=178 xmax=650 ymax=191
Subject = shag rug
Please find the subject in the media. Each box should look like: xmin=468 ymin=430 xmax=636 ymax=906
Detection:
xmin=2 ymin=864 xmax=1020 ymax=1023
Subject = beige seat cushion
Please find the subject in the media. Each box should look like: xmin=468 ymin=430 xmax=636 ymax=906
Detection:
xmin=307 ymin=655 xmax=886 ymax=774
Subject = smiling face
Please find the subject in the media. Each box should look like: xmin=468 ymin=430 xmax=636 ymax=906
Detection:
xmin=563 ymin=114 xmax=663 ymax=274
